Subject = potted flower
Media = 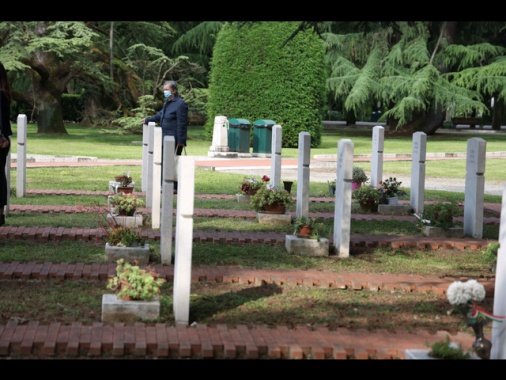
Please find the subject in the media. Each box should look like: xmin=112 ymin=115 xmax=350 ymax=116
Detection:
xmin=352 ymin=166 xmax=368 ymax=190
xmin=414 ymin=201 xmax=463 ymax=237
xmin=378 ymin=177 xmax=403 ymax=205
xmin=106 ymin=225 xmax=145 ymax=247
xmin=250 ymin=182 xmax=294 ymax=214
xmin=446 ymin=280 xmax=504 ymax=359
xmin=106 ymin=259 xmax=165 ymax=301
xmin=115 ymin=171 xmax=134 ymax=194
xmin=240 ymin=175 xmax=269 ymax=196
xmin=102 ymin=259 xmax=165 ymax=323
xmin=293 ymin=216 xmax=323 ymax=239
xmin=352 ymin=184 xmax=380 ymax=212
xmin=428 ymin=336 xmax=473 ymax=359
xmin=109 ymin=193 xmax=144 ymax=216
xmin=102 ymin=213 xmax=151 ymax=263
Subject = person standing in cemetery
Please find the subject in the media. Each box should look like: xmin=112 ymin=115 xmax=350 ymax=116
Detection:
xmin=142 ymin=80 xmax=188 ymax=194
xmin=0 ymin=61 xmax=13 ymax=226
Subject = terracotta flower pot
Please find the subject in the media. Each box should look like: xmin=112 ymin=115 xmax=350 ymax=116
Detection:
xmin=260 ymin=201 xmax=286 ymax=214
xmin=117 ymin=186 xmax=134 ymax=194
xmin=296 ymin=225 xmax=313 ymax=238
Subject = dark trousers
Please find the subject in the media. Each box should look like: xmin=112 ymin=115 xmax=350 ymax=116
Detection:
xmin=0 ymin=136 xmax=10 ymax=209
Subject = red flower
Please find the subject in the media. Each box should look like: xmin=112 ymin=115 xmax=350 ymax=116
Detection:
xmin=262 ymin=175 xmax=270 ymax=182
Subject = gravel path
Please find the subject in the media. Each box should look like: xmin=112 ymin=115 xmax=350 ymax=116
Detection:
xmin=218 ymin=167 xmax=505 ymax=196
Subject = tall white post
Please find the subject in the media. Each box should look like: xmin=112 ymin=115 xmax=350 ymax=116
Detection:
xmin=370 ymin=126 xmax=384 ymax=189
xmin=146 ymin=123 xmax=155 ymax=208
xmin=296 ymin=132 xmax=311 ymax=218
xmin=333 ymin=139 xmax=353 ymax=258
xmin=270 ymin=125 xmax=282 ymax=188
xmin=142 ymin=124 xmax=148 ymax=192
xmin=410 ymin=132 xmax=427 ymax=214
xmin=491 ymin=182 xmax=506 ymax=359
xmin=173 ymin=156 xmax=195 ymax=325
xmin=160 ymin=136 xmax=176 ymax=266
xmin=151 ymin=128 xmax=162 ymax=229
xmin=464 ymin=138 xmax=486 ymax=238
xmin=16 ymin=114 xmax=27 ymax=198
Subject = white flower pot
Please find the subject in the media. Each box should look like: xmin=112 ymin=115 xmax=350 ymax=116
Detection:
xmin=387 ymin=196 xmax=398 ymax=205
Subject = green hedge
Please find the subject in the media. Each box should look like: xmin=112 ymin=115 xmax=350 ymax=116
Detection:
xmin=206 ymin=22 xmax=326 ymax=148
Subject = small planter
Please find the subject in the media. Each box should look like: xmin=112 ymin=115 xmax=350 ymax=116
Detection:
xmin=351 ymin=181 xmax=362 ymax=191
xmin=424 ymin=226 xmax=464 ymax=238
xmin=260 ymin=201 xmax=286 ymax=214
xmin=117 ymin=186 xmax=134 ymax=194
xmin=105 ymin=243 xmax=150 ymax=264
xmin=296 ymin=225 xmax=313 ymax=238
xmin=387 ymin=196 xmax=399 ymax=205
xmin=101 ymin=294 xmax=160 ymax=323
xmin=283 ymin=181 xmax=294 ymax=194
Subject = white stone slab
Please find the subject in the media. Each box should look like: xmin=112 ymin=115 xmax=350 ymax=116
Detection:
xmin=101 ymin=294 xmax=160 ymax=323
xmin=256 ymin=212 xmax=292 ymax=225
xmin=106 ymin=214 xmax=143 ymax=228
xmin=104 ymin=243 xmax=150 ymax=264
xmin=424 ymin=226 xmax=464 ymax=238
xmin=285 ymin=235 xmax=329 ymax=257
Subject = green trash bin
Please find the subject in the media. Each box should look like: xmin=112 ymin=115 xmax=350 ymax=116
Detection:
xmin=228 ymin=118 xmax=251 ymax=153
xmin=253 ymin=119 xmax=276 ymax=155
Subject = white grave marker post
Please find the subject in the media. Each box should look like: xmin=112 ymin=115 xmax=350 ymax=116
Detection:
xmin=208 ymin=115 xmax=229 ymax=155
xmin=270 ymin=125 xmax=282 ymax=188
xmin=410 ymin=132 xmax=427 ymax=214
xmin=370 ymin=126 xmax=384 ymax=189
xmin=173 ymin=156 xmax=195 ymax=325
xmin=16 ymin=114 xmax=27 ymax=198
xmin=491 ymin=182 xmax=506 ymax=359
xmin=151 ymin=128 xmax=162 ymax=229
xmin=333 ymin=139 xmax=353 ymax=258
xmin=160 ymin=136 xmax=176 ymax=266
xmin=296 ymin=132 xmax=311 ymax=218
xmin=464 ymin=137 xmax=486 ymax=238
xmin=142 ymin=124 xmax=148 ymax=192
xmin=146 ymin=123 xmax=155 ymax=208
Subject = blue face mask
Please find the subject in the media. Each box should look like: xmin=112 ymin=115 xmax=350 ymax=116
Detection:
xmin=164 ymin=90 xmax=172 ymax=99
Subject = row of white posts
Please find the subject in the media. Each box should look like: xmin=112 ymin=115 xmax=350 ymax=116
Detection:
xmin=265 ymin=124 xmax=505 ymax=358
xmin=6 ymin=116 xmax=506 ymax=357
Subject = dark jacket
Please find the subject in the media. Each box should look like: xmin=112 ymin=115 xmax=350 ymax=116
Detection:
xmin=0 ymin=91 xmax=12 ymax=138
xmin=145 ymin=95 xmax=188 ymax=146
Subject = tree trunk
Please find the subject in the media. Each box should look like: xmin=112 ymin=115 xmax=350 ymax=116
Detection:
xmin=35 ymin=90 xmax=68 ymax=134
xmin=405 ymin=106 xmax=446 ymax=136
xmin=492 ymin=98 xmax=503 ymax=130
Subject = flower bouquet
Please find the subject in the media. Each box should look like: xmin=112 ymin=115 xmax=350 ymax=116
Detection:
xmin=240 ymin=175 xmax=270 ymax=196
xmin=446 ymin=280 xmax=504 ymax=359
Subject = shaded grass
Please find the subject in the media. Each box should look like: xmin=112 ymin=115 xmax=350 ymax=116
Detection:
xmin=0 ymin=278 xmax=493 ymax=334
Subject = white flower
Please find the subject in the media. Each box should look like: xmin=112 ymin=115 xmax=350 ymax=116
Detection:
xmin=467 ymin=279 xmax=486 ymax=302
xmin=447 ymin=281 xmax=468 ymax=305
xmin=446 ymin=280 xmax=486 ymax=305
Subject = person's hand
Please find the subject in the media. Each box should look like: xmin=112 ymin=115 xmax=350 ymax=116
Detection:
xmin=141 ymin=118 xmax=146 ymax=125
xmin=0 ymin=136 xmax=9 ymax=149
